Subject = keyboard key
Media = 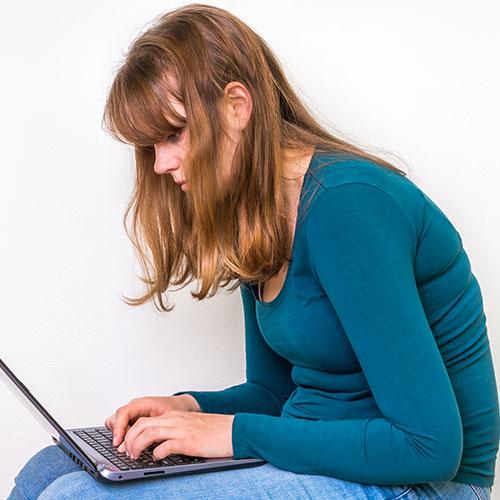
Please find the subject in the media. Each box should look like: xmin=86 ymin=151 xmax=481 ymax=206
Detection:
xmin=161 ymin=458 xmax=177 ymax=466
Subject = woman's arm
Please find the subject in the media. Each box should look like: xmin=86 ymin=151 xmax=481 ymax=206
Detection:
xmin=231 ymin=184 xmax=463 ymax=485
xmin=173 ymin=283 xmax=296 ymax=416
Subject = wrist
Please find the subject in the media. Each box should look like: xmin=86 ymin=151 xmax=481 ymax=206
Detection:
xmin=176 ymin=393 xmax=202 ymax=412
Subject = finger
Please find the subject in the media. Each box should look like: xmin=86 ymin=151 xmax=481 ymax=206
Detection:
xmin=128 ymin=426 xmax=174 ymax=459
xmin=113 ymin=404 xmax=144 ymax=446
xmin=124 ymin=416 xmax=176 ymax=458
xmin=104 ymin=414 xmax=115 ymax=430
xmin=152 ymin=439 xmax=181 ymax=461
xmin=116 ymin=424 xmax=131 ymax=451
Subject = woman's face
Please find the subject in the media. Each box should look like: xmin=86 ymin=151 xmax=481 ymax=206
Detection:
xmin=153 ymin=80 xmax=249 ymax=192
xmin=153 ymin=97 xmax=190 ymax=191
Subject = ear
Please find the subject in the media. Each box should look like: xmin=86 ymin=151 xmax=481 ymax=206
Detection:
xmin=221 ymin=81 xmax=253 ymax=131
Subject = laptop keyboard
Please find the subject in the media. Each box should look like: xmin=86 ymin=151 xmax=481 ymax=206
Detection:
xmin=74 ymin=426 xmax=205 ymax=470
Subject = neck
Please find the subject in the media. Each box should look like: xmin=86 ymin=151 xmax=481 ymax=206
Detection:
xmin=282 ymin=145 xmax=315 ymax=180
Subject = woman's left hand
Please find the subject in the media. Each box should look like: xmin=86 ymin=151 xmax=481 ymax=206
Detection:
xmin=116 ymin=410 xmax=234 ymax=460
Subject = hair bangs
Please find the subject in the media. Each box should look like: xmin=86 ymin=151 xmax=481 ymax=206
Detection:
xmin=103 ymin=64 xmax=186 ymax=147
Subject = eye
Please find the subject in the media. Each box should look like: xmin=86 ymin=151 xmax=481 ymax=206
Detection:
xmin=165 ymin=128 xmax=183 ymax=143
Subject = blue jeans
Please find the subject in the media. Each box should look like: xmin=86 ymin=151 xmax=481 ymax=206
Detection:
xmin=8 ymin=445 xmax=492 ymax=499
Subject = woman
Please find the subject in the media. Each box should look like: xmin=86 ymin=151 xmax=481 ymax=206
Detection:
xmin=9 ymin=3 xmax=498 ymax=499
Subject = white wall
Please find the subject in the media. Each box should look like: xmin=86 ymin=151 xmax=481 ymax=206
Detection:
xmin=1 ymin=0 xmax=499 ymax=497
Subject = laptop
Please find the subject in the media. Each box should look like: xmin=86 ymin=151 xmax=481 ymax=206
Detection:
xmin=0 ymin=358 xmax=265 ymax=482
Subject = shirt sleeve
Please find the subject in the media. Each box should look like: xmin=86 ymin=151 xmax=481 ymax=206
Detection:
xmin=173 ymin=283 xmax=296 ymax=415
xmin=231 ymin=182 xmax=463 ymax=485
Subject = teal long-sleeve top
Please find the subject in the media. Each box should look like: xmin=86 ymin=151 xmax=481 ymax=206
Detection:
xmin=175 ymin=150 xmax=500 ymax=488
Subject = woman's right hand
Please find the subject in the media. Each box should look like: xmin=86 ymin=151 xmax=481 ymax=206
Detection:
xmin=104 ymin=394 xmax=201 ymax=447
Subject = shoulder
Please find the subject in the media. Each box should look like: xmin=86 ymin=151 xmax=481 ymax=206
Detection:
xmin=305 ymin=153 xmax=426 ymax=232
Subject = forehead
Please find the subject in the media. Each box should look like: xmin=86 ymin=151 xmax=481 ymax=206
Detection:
xmin=162 ymin=73 xmax=185 ymax=122
xmin=164 ymin=95 xmax=186 ymax=125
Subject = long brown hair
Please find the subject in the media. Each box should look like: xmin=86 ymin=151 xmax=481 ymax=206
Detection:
xmin=102 ymin=3 xmax=407 ymax=312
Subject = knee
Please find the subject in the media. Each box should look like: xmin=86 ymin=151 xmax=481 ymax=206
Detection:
xmin=12 ymin=445 xmax=81 ymax=499
xmin=26 ymin=444 xmax=65 ymax=465
xmin=15 ymin=445 xmax=61 ymax=483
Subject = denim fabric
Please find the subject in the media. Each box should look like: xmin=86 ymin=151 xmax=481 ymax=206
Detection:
xmin=8 ymin=445 xmax=492 ymax=499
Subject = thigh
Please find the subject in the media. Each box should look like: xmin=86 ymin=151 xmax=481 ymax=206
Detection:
xmin=466 ymin=483 xmax=492 ymax=500
xmin=38 ymin=462 xmax=415 ymax=500
xmin=8 ymin=445 xmax=81 ymax=500
xmin=402 ymin=480 xmax=490 ymax=499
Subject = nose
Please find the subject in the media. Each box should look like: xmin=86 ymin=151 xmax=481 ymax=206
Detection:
xmin=153 ymin=144 xmax=181 ymax=175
